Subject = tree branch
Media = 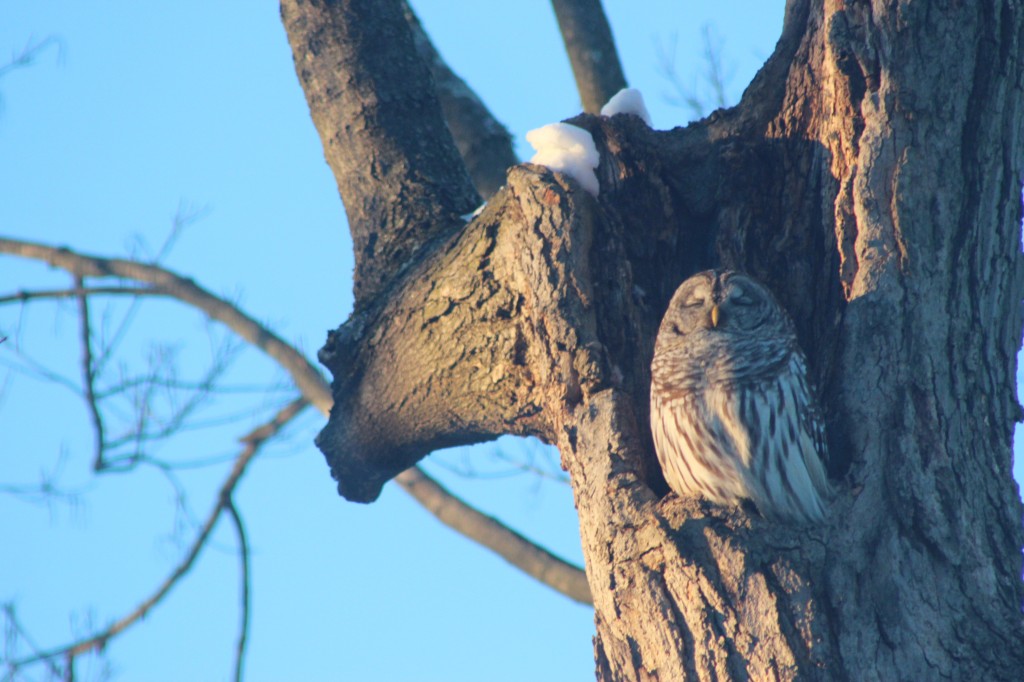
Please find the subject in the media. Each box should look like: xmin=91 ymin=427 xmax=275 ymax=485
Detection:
xmin=550 ymin=0 xmax=626 ymax=113
xmin=1 ymin=237 xmax=590 ymax=604
xmin=280 ymin=0 xmax=480 ymax=302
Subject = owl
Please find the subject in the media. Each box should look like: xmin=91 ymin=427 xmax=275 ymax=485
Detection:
xmin=649 ymin=270 xmax=831 ymax=523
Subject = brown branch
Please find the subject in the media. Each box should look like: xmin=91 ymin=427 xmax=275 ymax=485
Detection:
xmin=7 ymin=397 xmax=307 ymax=670
xmin=550 ymin=0 xmax=627 ymax=113
xmin=1 ymin=237 xmax=591 ymax=604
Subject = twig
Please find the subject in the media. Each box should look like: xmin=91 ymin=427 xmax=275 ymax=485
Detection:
xmin=701 ymin=25 xmax=730 ymax=110
xmin=225 ymin=498 xmax=250 ymax=682
xmin=73 ymin=275 xmax=106 ymax=470
xmin=153 ymin=201 xmax=209 ymax=263
xmin=0 ymin=286 xmax=158 ymax=305
xmin=99 ymin=337 xmax=241 ymax=466
xmin=655 ymin=24 xmax=733 ymax=119
xmin=2 ymin=603 xmax=65 ymax=680
xmin=96 ymin=375 xmax=291 ymax=398
xmin=0 ymin=36 xmax=63 ymax=81
xmin=97 ymin=204 xmax=206 ymax=376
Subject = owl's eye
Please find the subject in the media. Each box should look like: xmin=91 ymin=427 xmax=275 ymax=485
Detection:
xmin=683 ymin=297 xmax=704 ymax=308
xmin=733 ymin=288 xmax=757 ymax=303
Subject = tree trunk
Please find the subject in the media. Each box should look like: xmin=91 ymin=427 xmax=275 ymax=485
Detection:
xmin=283 ymin=0 xmax=1024 ymax=679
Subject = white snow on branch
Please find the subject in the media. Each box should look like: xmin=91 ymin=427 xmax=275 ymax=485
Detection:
xmin=461 ymin=202 xmax=487 ymax=222
xmin=526 ymin=123 xmax=600 ymax=197
xmin=600 ymin=88 xmax=652 ymax=127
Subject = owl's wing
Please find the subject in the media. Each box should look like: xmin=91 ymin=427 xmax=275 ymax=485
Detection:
xmin=788 ymin=352 xmax=831 ymax=481
xmin=731 ymin=354 xmax=832 ymax=523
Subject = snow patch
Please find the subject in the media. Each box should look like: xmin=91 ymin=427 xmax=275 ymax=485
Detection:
xmin=462 ymin=202 xmax=487 ymax=222
xmin=526 ymin=123 xmax=600 ymax=197
xmin=600 ymin=88 xmax=652 ymax=127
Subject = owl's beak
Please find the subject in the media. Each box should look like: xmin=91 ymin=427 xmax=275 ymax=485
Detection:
xmin=710 ymin=304 xmax=720 ymax=328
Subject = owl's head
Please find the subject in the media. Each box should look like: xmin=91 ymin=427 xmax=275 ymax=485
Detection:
xmin=656 ymin=270 xmax=793 ymax=346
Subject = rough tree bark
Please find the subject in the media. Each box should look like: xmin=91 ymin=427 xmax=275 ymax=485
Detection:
xmin=283 ymin=0 xmax=1024 ymax=679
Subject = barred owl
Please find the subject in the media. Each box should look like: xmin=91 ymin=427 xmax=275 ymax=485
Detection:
xmin=649 ymin=270 xmax=831 ymax=523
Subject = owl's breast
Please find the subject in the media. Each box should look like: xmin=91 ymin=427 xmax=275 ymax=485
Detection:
xmin=654 ymin=333 xmax=792 ymax=394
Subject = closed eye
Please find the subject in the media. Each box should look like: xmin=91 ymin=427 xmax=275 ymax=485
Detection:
xmin=683 ymin=297 xmax=704 ymax=308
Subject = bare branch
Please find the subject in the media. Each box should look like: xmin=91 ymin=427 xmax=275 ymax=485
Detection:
xmin=700 ymin=25 xmax=731 ymax=110
xmin=96 ymin=375 xmax=289 ymax=400
xmin=101 ymin=203 xmax=207 ymax=376
xmin=655 ymin=25 xmax=733 ymax=119
xmin=550 ymin=0 xmax=627 ymax=113
xmin=102 ymin=337 xmax=241 ymax=466
xmin=0 ymin=448 xmax=84 ymax=510
xmin=0 ymin=36 xmax=63 ymax=80
xmin=72 ymin=276 xmax=107 ymax=470
xmin=0 ymin=285 xmax=157 ymax=305
xmin=0 ymin=344 xmax=81 ymax=395
xmin=150 ymin=200 xmax=209 ymax=264
xmin=3 ymin=604 xmax=66 ymax=680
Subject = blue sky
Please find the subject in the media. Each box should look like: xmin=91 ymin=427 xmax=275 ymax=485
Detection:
xmin=1 ymin=2 xmax=1020 ymax=681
